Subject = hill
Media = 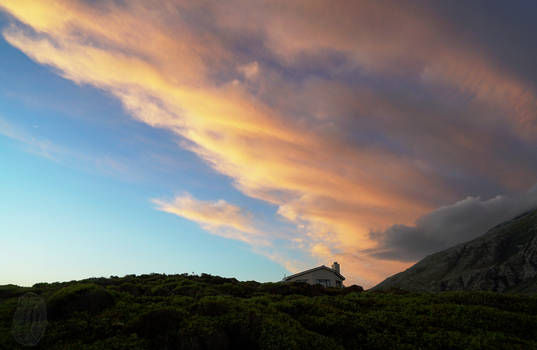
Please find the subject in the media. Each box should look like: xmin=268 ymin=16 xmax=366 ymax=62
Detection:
xmin=373 ymin=208 xmax=537 ymax=293
xmin=1 ymin=274 xmax=537 ymax=349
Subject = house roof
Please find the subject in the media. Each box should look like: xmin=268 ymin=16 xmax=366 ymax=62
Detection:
xmin=284 ymin=265 xmax=346 ymax=281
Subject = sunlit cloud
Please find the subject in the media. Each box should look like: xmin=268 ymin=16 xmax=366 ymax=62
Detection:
xmin=2 ymin=0 xmax=537 ymax=287
xmin=153 ymin=194 xmax=267 ymax=246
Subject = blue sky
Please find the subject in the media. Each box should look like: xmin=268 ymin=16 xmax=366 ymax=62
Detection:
xmin=1 ymin=1 xmax=537 ymax=288
xmin=0 ymin=18 xmax=295 ymax=286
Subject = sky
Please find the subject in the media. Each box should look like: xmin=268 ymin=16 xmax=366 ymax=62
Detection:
xmin=1 ymin=1 xmax=537 ymax=288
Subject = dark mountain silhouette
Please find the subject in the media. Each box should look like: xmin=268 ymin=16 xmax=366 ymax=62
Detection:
xmin=373 ymin=208 xmax=537 ymax=293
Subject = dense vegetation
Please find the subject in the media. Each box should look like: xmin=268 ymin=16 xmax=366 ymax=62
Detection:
xmin=1 ymin=273 xmax=537 ymax=349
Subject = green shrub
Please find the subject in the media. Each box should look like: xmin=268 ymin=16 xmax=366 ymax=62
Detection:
xmin=2 ymin=274 xmax=537 ymax=349
xmin=47 ymin=283 xmax=114 ymax=320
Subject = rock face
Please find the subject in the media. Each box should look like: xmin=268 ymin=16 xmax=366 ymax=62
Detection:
xmin=372 ymin=208 xmax=537 ymax=293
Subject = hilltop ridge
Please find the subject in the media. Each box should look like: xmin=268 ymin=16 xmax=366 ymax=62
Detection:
xmin=373 ymin=208 xmax=537 ymax=293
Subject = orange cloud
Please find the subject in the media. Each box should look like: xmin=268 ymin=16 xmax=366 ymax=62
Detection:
xmin=3 ymin=0 xmax=537 ymax=287
xmin=206 ymin=1 xmax=537 ymax=137
xmin=153 ymin=194 xmax=266 ymax=245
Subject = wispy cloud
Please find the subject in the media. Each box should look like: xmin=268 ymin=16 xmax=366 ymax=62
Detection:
xmin=0 ymin=116 xmax=64 ymax=161
xmin=0 ymin=115 xmax=149 ymax=181
xmin=2 ymin=1 xmax=537 ymax=286
xmin=152 ymin=194 xmax=266 ymax=245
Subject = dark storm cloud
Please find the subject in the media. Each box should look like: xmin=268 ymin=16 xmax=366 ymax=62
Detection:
xmin=366 ymin=184 xmax=537 ymax=262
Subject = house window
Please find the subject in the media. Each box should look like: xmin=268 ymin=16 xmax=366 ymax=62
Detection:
xmin=335 ymin=280 xmax=342 ymax=288
xmin=316 ymin=279 xmax=331 ymax=287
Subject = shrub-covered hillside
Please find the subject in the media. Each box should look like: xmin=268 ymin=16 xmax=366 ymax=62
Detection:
xmin=1 ymin=273 xmax=537 ymax=349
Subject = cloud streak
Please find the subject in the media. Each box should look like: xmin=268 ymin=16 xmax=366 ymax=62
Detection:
xmin=153 ymin=194 xmax=266 ymax=245
xmin=2 ymin=0 xmax=537 ymax=286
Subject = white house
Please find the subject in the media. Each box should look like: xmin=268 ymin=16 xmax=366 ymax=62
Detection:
xmin=283 ymin=262 xmax=345 ymax=288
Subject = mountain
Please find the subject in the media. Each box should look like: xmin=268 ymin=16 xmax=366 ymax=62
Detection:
xmin=373 ymin=208 xmax=537 ymax=293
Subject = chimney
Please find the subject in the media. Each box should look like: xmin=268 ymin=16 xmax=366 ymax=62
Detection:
xmin=332 ymin=261 xmax=340 ymax=274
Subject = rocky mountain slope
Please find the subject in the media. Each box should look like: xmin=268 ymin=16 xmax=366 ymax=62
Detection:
xmin=373 ymin=208 xmax=537 ymax=293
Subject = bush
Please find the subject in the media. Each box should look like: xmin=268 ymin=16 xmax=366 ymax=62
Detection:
xmin=1 ymin=274 xmax=537 ymax=349
xmin=47 ymin=283 xmax=114 ymax=320
xmin=130 ymin=307 xmax=185 ymax=336
xmin=0 ymin=284 xmax=30 ymax=299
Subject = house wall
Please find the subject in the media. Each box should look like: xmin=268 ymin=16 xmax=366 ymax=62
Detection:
xmin=287 ymin=268 xmax=343 ymax=287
